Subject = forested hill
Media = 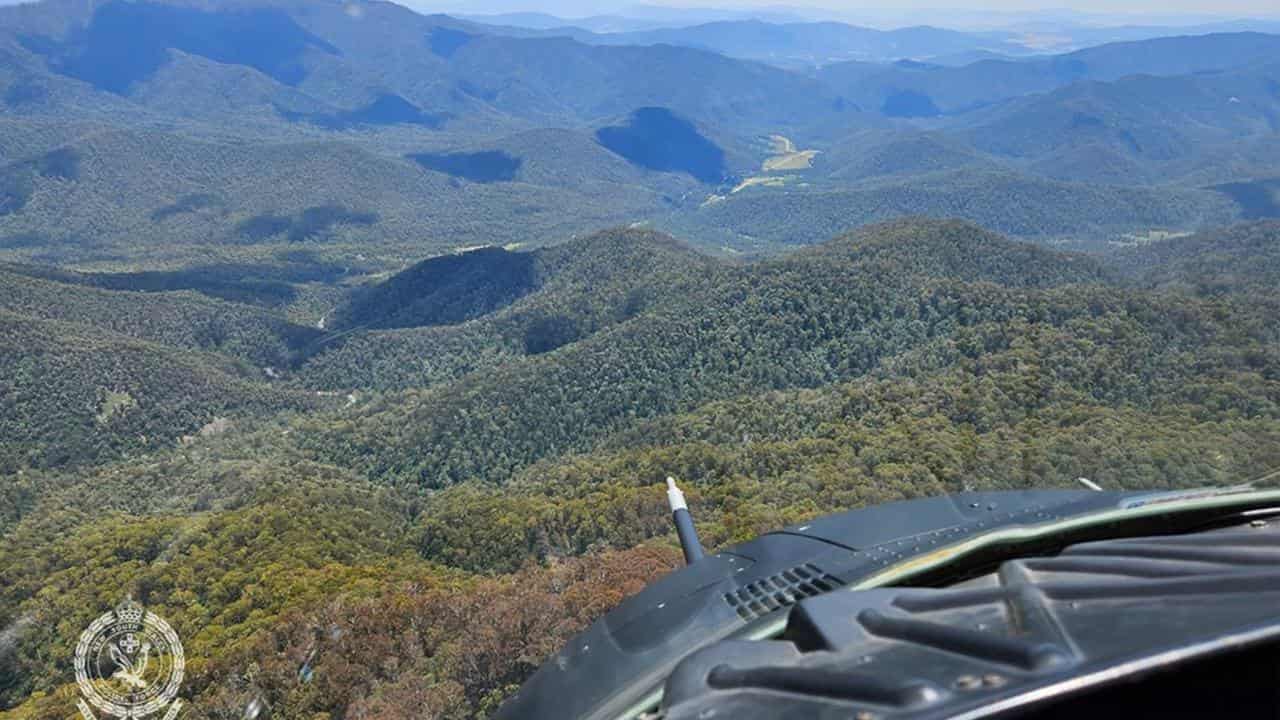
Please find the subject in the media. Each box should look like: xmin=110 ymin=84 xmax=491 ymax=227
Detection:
xmin=292 ymin=220 xmax=1131 ymax=490
xmin=794 ymin=218 xmax=1106 ymax=286
xmin=1112 ymin=220 xmax=1280 ymax=294
xmin=330 ymin=228 xmax=712 ymax=332
xmin=1 ymin=218 xmax=1279 ymax=720
xmin=0 ymin=309 xmax=317 ymax=472
xmin=0 ymin=264 xmax=320 ymax=364
xmin=0 ymin=265 xmax=322 ymax=472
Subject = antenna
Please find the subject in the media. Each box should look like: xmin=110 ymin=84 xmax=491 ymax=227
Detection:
xmin=1078 ymin=477 xmax=1103 ymax=492
xmin=666 ymin=477 xmax=705 ymax=564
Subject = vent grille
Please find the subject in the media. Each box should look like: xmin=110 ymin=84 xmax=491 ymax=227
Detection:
xmin=724 ymin=563 xmax=844 ymax=621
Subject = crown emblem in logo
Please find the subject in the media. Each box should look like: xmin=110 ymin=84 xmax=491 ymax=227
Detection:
xmin=114 ymin=599 xmax=145 ymax=626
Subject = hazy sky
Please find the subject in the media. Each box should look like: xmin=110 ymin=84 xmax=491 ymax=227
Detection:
xmin=641 ymin=0 xmax=1274 ymax=9
xmin=0 ymin=0 xmax=1275 ymax=21
xmin=424 ymin=0 xmax=1280 ymax=18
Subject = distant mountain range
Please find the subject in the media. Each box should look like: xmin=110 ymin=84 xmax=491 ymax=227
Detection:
xmin=472 ymin=19 xmax=1039 ymax=67
xmin=0 ymin=0 xmax=1278 ymax=269
xmin=463 ymin=9 xmax=1280 ymax=64
xmin=818 ymin=32 xmax=1280 ymax=116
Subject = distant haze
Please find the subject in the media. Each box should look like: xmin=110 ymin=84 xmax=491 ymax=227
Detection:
xmin=0 ymin=0 xmax=1275 ymax=24
xmin=410 ymin=0 xmax=1280 ymax=25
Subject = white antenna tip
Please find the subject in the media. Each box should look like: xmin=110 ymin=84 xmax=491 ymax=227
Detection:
xmin=1078 ymin=477 xmax=1103 ymax=492
xmin=665 ymin=477 xmax=687 ymax=511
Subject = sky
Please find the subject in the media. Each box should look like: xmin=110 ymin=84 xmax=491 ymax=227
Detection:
xmin=0 ymin=0 xmax=1275 ymax=22
xmin=420 ymin=0 xmax=1280 ymax=19
xmin=692 ymin=0 xmax=1275 ymax=10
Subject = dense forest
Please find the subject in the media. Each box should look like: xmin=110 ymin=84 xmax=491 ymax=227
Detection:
xmin=1 ymin=218 xmax=1278 ymax=719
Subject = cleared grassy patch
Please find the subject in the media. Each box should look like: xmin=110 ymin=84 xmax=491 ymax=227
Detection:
xmin=761 ymin=134 xmax=821 ymax=172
